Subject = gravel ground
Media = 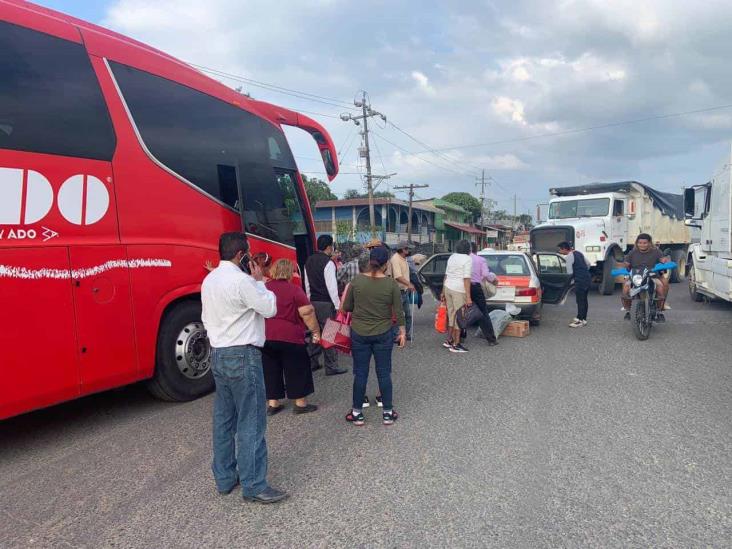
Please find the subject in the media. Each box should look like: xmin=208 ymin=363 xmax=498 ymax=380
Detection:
xmin=1 ymin=290 xmax=731 ymax=548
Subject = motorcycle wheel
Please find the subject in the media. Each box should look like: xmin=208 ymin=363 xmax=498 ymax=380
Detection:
xmin=631 ymin=299 xmax=651 ymax=341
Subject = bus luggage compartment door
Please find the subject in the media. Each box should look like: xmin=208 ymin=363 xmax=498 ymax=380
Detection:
xmin=70 ymin=245 xmax=138 ymax=394
xmin=0 ymin=247 xmax=79 ymax=419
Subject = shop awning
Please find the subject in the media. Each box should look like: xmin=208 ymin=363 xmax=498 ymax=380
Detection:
xmin=444 ymin=221 xmax=484 ymax=235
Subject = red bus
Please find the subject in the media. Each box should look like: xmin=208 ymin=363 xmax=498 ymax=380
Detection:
xmin=0 ymin=0 xmax=339 ymax=419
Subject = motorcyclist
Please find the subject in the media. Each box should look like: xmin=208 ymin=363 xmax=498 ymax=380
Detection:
xmin=621 ymin=233 xmax=670 ymax=322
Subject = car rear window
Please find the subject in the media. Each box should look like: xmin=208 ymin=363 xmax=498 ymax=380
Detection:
xmin=479 ymin=254 xmax=530 ymax=276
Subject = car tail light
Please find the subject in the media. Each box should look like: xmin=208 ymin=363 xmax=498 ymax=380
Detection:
xmin=516 ymin=287 xmax=537 ymax=297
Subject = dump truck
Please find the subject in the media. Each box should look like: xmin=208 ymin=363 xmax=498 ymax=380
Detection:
xmin=531 ymin=181 xmax=691 ymax=294
xmin=684 ymin=146 xmax=732 ymax=303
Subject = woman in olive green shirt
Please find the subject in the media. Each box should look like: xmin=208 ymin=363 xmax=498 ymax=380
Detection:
xmin=342 ymin=246 xmax=406 ymax=426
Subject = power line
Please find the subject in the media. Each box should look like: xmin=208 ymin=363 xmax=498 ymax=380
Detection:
xmin=189 ymin=62 xmax=358 ymax=111
xmin=422 ymin=102 xmax=732 ymax=153
xmin=388 ymin=121 xmax=482 ymax=177
xmin=371 ymin=130 xmax=476 ymax=179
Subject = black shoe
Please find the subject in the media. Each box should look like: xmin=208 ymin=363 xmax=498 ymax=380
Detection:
xmin=383 ymin=410 xmax=398 ymax=425
xmin=345 ymin=410 xmax=365 ymax=426
xmin=311 ymin=362 xmax=323 ymax=372
xmin=363 ymin=396 xmax=371 ymax=408
xmin=244 ymin=487 xmax=288 ymax=504
xmin=449 ymin=343 xmax=469 ymax=353
xmin=293 ymin=403 xmax=318 ymax=414
xmin=487 ymin=340 xmax=498 ymax=346
xmin=656 ymin=313 xmax=666 ymax=323
xmin=218 ymin=479 xmax=239 ymax=495
xmin=624 ymin=311 xmax=630 ymax=320
xmin=375 ymin=395 xmax=383 ymax=408
xmin=325 ymin=366 xmax=348 ymax=376
xmin=267 ymin=404 xmax=284 ymax=416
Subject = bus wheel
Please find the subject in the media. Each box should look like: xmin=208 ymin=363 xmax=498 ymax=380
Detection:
xmin=147 ymin=300 xmax=214 ymax=401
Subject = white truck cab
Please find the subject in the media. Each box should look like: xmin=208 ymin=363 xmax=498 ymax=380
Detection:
xmin=684 ymin=146 xmax=732 ymax=303
xmin=531 ymin=182 xmax=690 ymax=294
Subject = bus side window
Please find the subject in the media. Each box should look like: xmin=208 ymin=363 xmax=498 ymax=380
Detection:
xmin=110 ymin=61 xmax=307 ymax=248
xmin=0 ymin=20 xmax=116 ymax=160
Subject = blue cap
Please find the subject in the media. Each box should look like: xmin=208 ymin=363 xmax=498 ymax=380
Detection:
xmin=369 ymin=246 xmax=389 ymax=266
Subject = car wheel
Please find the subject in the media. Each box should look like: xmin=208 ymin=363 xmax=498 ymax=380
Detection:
xmin=147 ymin=300 xmax=214 ymax=401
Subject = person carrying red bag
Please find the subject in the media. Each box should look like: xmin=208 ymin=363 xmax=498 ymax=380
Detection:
xmin=341 ymin=246 xmax=406 ymax=426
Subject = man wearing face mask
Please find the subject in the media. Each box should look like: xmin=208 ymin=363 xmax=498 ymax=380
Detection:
xmin=304 ymin=234 xmax=347 ymax=375
xmin=201 ymin=232 xmax=285 ymax=504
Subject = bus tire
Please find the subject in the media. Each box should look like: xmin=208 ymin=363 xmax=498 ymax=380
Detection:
xmin=147 ymin=300 xmax=214 ymax=402
xmin=599 ymin=258 xmax=616 ymax=295
xmin=669 ymin=249 xmax=686 ymax=283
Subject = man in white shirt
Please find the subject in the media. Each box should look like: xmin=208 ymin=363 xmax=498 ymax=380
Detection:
xmin=304 ymin=234 xmax=347 ymax=375
xmin=441 ymin=239 xmax=473 ymax=353
xmin=201 ymin=232 xmax=285 ymax=504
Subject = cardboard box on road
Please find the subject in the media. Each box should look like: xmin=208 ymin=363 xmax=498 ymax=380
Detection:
xmin=502 ymin=320 xmax=529 ymax=338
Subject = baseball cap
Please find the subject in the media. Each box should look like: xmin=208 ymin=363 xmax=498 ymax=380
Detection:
xmin=365 ymin=238 xmax=382 ymax=249
xmin=396 ymin=240 xmax=413 ymax=251
xmin=369 ymin=246 xmax=389 ymax=266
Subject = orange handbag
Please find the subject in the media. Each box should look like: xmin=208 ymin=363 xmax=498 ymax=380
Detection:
xmin=434 ymin=303 xmax=448 ymax=333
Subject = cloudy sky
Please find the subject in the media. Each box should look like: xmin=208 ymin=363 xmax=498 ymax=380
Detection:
xmin=41 ymin=0 xmax=732 ymax=216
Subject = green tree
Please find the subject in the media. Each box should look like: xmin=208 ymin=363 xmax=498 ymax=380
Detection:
xmin=343 ymin=189 xmax=394 ymax=199
xmin=302 ymin=175 xmax=337 ymax=206
xmin=441 ymin=192 xmax=483 ymax=221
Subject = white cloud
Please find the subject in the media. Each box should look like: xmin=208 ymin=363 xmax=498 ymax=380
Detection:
xmin=101 ymin=0 xmax=732 ymax=208
xmin=492 ymin=96 xmax=527 ymax=125
xmin=411 ymin=70 xmax=436 ymax=95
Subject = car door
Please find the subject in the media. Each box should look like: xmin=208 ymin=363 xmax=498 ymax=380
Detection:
xmin=417 ymin=253 xmax=451 ymax=299
xmin=534 ymin=253 xmax=574 ymax=304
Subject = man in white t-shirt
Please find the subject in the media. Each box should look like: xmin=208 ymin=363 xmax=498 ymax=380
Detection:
xmin=440 ymin=239 xmax=473 ymax=353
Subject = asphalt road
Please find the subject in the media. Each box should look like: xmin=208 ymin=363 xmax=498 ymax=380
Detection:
xmin=2 ymin=289 xmax=731 ymax=548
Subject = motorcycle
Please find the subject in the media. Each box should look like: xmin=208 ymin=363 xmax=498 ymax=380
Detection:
xmin=611 ymin=261 xmax=677 ymax=341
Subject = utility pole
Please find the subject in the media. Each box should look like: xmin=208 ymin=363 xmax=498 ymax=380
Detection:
xmin=513 ymin=194 xmax=518 ymax=230
xmin=341 ymin=92 xmax=390 ymax=234
xmin=475 ymin=169 xmax=489 ymax=228
xmin=393 ymin=183 xmax=429 ymax=243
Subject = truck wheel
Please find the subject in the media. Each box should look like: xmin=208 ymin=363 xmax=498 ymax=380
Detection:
xmin=599 ymin=259 xmax=616 ymax=295
xmin=147 ymin=300 xmax=214 ymax=401
xmin=669 ymin=249 xmax=686 ymax=283
xmin=688 ymin=259 xmax=704 ymax=302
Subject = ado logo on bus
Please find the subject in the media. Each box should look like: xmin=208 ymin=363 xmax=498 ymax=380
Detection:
xmin=0 ymin=167 xmax=110 ymax=241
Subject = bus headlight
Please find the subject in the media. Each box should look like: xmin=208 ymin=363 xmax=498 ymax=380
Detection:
xmin=585 ymin=245 xmax=601 ymax=252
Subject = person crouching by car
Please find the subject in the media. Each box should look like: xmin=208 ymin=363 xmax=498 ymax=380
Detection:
xmin=342 ymin=246 xmax=406 ymax=426
xmin=262 ymin=259 xmax=321 ymax=416
xmin=469 ymin=242 xmax=498 ymax=346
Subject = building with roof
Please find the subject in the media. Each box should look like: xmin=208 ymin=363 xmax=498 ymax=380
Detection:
xmin=413 ymin=198 xmax=484 ymax=249
xmin=313 ymin=197 xmax=440 ymax=245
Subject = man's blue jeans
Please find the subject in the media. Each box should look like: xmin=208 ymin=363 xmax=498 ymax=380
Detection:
xmin=351 ymin=329 xmax=394 ymax=411
xmin=211 ymin=345 xmax=268 ymax=497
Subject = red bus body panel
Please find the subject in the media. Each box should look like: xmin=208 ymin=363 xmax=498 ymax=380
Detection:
xmin=0 ymin=0 xmax=338 ymax=418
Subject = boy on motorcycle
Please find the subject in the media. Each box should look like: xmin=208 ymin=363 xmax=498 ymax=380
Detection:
xmin=621 ymin=233 xmax=670 ymax=321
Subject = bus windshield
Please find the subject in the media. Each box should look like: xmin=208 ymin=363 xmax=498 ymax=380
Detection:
xmin=548 ymin=198 xmax=610 ymax=219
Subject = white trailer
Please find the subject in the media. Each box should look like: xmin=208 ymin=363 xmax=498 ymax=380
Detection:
xmin=685 ymin=146 xmax=732 ymax=303
xmin=531 ymin=182 xmax=690 ymax=294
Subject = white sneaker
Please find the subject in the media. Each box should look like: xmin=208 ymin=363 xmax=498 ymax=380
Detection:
xmin=569 ymin=319 xmax=586 ymax=328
